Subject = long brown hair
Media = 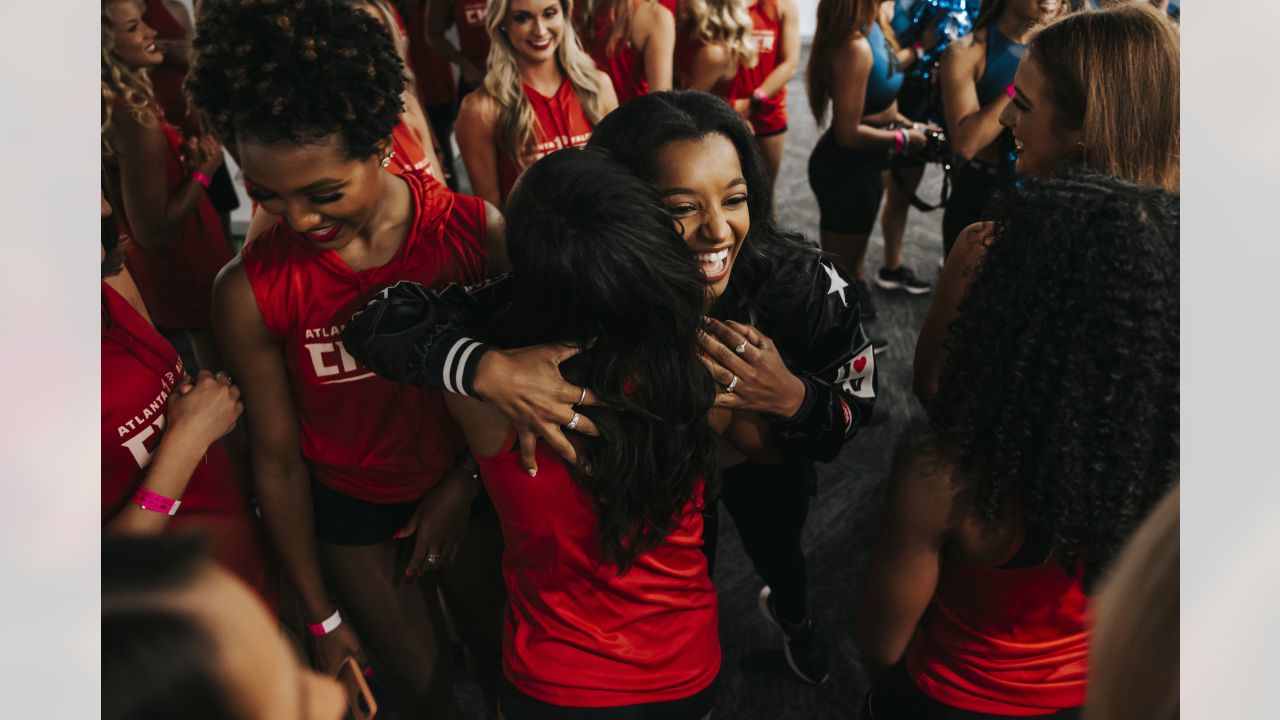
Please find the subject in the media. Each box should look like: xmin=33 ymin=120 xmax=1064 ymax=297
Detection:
xmin=580 ymin=0 xmax=635 ymax=55
xmin=805 ymin=0 xmax=889 ymax=125
xmin=1029 ymin=4 xmax=1179 ymax=191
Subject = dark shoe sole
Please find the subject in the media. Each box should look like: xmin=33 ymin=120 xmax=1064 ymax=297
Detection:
xmin=873 ymin=276 xmax=932 ymax=295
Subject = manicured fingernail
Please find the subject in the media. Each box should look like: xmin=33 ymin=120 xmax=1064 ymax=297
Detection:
xmin=392 ymin=530 xmax=402 ymax=539
xmin=702 ymin=316 xmax=712 ymax=324
xmin=363 ymin=666 xmax=374 ymax=678
xmin=527 ymin=467 xmax=537 ymax=477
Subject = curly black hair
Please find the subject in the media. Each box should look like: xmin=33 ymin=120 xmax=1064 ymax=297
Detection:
xmin=931 ymin=170 xmax=1179 ymax=587
xmin=186 ymin=0 xmax=406 ymax=159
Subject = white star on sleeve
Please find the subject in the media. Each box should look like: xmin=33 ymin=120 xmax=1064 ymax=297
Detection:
xmin=822 ymin=262 xmax=849 ymax=306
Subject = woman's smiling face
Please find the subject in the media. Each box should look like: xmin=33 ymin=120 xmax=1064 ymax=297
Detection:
xmin=652 ymin=133 xmax=751 ymax=305
xmin=238 ymin=134 xmax=388 ymax=250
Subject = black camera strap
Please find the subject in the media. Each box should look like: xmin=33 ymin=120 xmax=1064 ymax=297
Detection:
xmin=889 ymin=157 xmax=951 ymax=212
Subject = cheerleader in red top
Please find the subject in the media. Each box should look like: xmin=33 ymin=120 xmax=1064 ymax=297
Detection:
xmin=101 ymin=0 xmax=230 ymax=371
xmin=682 ymin=0 xmax=798 ymax=187
xmin=427 ymin=0 xmax=495 ymax=95
xmin=455 ymin=0 xmax=619 ymax=208
xmin=438 ymin=149 xmax=773 ymax=718
xmin=578 ymin=0 xmax=675 ymax=104
xmin=856 ymin=174 xmax=1179 ymax=719
xmin=187 ymin=1 xmax=511 ymax=715
xmin=100 ymin=196 xmax=273 ymax=609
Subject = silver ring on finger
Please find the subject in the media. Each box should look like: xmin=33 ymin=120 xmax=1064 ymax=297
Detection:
xmin=725 ymin=375 xmax=739 ymax=393
xmin=215 ymin=371 xmax=232 ymax=385
xmin=576 ymin=386 xmax=587 ymax=406
xmin=424 ymin=553 xmax=442 ymax=567
xmin=566 ymin=412 xmax=581 ymax=431
xmin=734 ymin=340 xmax=748 ymax=355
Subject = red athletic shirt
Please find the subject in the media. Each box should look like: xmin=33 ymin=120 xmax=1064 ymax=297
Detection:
xmin=108 ymin=119 xmax=231 ymax=331
xmin=905 ymin=538 xmax=1090 ymax=715
xmin=454 ymin=0 xmax=492 ymax=77
xmin=704 ymin=0 xmax=787 ymax=135
xmin=240 ymin=170 xmax=487 ymax=503
xmin=390 ymin=120 xmax=435 ymax=177
xmin=477 ymin=437 xmax=720 ymax=707
xmin=496 ymin=80 xmax=595 ymax=202
xmin=101 ymin=283 xmax=273 ymax=603
xmin=398 ymin=1 xmax=458 ymax=108
xmin=585 ymin=0 xmax=663 ymax=104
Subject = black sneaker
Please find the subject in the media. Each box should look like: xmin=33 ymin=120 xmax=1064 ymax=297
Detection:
xmin=758 ymin=586 xmax=831 ymax=685
xmin=855 ymin=280 xmax=878 ymax=320
xmin=874 ymin=265 xmax=932 ymax=295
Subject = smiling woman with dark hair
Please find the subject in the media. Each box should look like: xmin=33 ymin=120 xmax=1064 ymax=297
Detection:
xmin=857 ymin=170 xmax=1179 ymax=720
xmin=185 ymin=0 xmax=509 ymax=714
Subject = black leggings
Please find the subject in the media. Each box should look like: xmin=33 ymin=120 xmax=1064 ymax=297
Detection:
xmin=940 ymin=162 xmax=1011 ymax=258
xmin=499 ymin=674 xmax=719 ymax=720
xmin=808 ymin=130 xmax=891 ymax=235
xmin=860 ymin=662 xmax=1082 ymax=720
xmin=702 ymin=457 xmax=815 ymax=624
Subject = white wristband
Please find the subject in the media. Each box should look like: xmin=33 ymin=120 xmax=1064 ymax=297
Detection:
xmin=307 ymin=609 xmax=342 ymax=637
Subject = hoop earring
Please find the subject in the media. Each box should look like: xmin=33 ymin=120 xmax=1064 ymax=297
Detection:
xmin=380 ymin=150 xmax=395 ymax=168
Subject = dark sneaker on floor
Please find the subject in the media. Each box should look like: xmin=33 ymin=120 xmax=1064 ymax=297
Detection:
xmin=758 ymin=586 xmax=831 ymax=685
xmin=875 ymin=265 xmax=932 ymax=295
xmin=855 ymin=280 xmax=878 ymax=320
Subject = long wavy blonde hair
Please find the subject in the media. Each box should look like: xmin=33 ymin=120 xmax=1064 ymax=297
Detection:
xmin=484 ymin=0 xmax=609 ymax=165
xmin=683 ymin=0 xmax=758 ymax=71
xmin=101 ymin=0 xmax=160 ymax=155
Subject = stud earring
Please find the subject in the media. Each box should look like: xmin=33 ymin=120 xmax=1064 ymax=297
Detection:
xmin=380 ymin=150 xmax=395 ymax=168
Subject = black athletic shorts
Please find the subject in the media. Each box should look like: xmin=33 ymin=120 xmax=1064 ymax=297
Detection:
xmin=808 ymin=129 xmax=890 ymax=235
xmin=311 ymin=479 xmax=495 ymax=546
xmin=860 ymin=661 xmax=1081 ymax=720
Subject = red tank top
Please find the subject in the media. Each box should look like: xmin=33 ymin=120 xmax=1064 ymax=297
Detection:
xmin=101 ymin=283 xmax=273 ymax=604
xmin=390 ymin=120 xmax=435 ymax=177
xmin=496 ymin=80 xmax=595 ymax=202
xmin=455 ymin=0 xmax=493 ymax=75
xmin=586 ymin=0 xmax=664 ymax=104
xmin=905 ymin=537 xmax=1090 ymax=715
xmin=240 ymin=170 xmax=488 ymax=502
xmin=707 ymin=0 xmax=787 ymax=134
xmin=477 ymin=437 xmax=720 ymax=706
xmin=108 ymin=119 xmax=231 ymax=331
xmin=399 ymin=1 xmax=458 ymax=108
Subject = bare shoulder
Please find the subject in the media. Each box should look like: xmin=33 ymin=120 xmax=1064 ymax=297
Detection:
xmin=943 ymin=29 xmax=985 ymax=66
xmin=458 ymin=88 xmax=500 ymax=124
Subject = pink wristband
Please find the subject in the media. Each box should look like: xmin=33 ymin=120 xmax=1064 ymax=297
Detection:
xmin=894 ymin=128 xmax=907 ymax=154
xmin=1005 ymin=83 xmax=1016 ymax=98
xmin=308 ymin=609 xmax=343 ymax=637
xmin=191 ymin=170 xmax=212 ymax=189
xmin=134 ymin=488 xmax=181 ymax=516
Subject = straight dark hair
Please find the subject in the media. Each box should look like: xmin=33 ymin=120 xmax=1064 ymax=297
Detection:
xmin=484 ymin=147 xmax=719 ymax=571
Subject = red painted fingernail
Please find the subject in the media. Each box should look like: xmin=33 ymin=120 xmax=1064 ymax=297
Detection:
xmin=363 ymin=666 xmax=374 ymax=679
xmin=392 ymin=530 xmax=403 ymax=539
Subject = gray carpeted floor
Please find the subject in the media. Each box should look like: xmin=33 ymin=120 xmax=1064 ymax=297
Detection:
xmin=448 ymin=44 xmax=947 ymax=719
